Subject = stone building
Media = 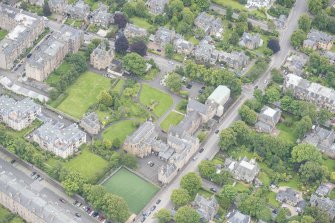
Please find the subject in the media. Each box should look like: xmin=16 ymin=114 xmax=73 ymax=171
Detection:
xmin=158 ymin=163 xmax=177 ymax=184
xmin=25 ymin=25 xmax=84 ymax=81
xmin=79 ymin=112 xmax=101 ymax=135
xmin=48 ymin=0 xmax=68 ymax=14
xmin=0 ymin=95 xmax=41 ymax=131
xmin=65 ymin=0 xmax=90 ymax=21
xmin=218 ymin=51 xmax=249 ymax=69
xmin=303 ymin=29 xmax=334 ymax=51
xmin=304 ymin=126 xmax=335 ymax=158
xmin=194 ymin=12 xmax=223 ymax=38
xmin=146 ymin=0 xmax=169 ymax=15
xmin=90 ymin=42 xmax=114 ymax=70
xmin=89 ymin=3 xmax=113 ymax=28
xmin=32 ymin=121 xmax=86 ymax=158
xmin=224 ymin=157 xmax=260 ymax=183
xmin=0 ymin=4 xmax=45 ymax=69
xmin=154 ymin=27 xmax=175 ymax=48
xmin=239 ymin=32 xmax=263 ymax=49
xmin=255 ymin=106 xmax=281 ymax=133
xmin=124 ymin=23 xmax=147 ymax=39
xmin=193 ymin=194 xmax=219 ymax=221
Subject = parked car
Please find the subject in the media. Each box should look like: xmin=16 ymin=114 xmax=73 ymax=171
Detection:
xmin=34 ymin=174 xmax=40 ymax=180
xmin=38 ymin=176 xmax=43 ymax=181
xmin=75 ymin=213 xmax=81 ymax=218
xmin=76 ymin=202 xmax=82 ymax=207
xmin=199 ymin=148 xmax=204 ymax=153
xmin=10 ymin=159 xmax=16 ymax=164
xmin=31 ymin=172 xmax=37 ymax=177
xmin=150 ymin=205 xmax=156 ymax=211
xmin=59 ymin=198 xmax=66 ymax=203
xmin=156 ymin=199 xmax=161 ymax=204
xmin=210 ymin=188 xmax=217 ymax=193
xmin=186 ymin=83 xmax=192 ymax=89
xmin=215 ymin=130 xmax=219 ymax=134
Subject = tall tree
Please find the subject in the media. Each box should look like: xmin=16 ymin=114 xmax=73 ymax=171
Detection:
xmin=298 ymin=14 xmax=312 ymax=32
xmin=308 ymin=0 xmax=323 ymax=15
xmin=180 ymin=172 xmax=202 ymax=197
xmin=123 ymin=52 xmax=147 ymax=76
xmin=291 ymin=143 xmax=322 ymax=165
xmin=174 ymin=206 xmax=201 ymax=223
xmin=130 ymin=40 xmax=147 ymax=56
xmin=154 ymin=208 xmax=171 ymax=223
xmin=267 ymin=39 xmax=280 ymax=53
xmin=239 ymin=105 xmax=257 ymax=125
xmin=43 ymin=0 xmax=51 ymax=16
xmin=217 ymin=185 xmax=237 ymax=210
xmin=165 ymin=73 xmax=182 ymax=92
xmin=102 ymin=193 xmax=129 ymax=222
xmin=114 ymin=13 xmax=127 ymax=29
xmin=295 ymin=116 xmax=313 ymax=139
xmin=171 ymin=189 xmax=191 ymax=207
xmin=290 ymin=29 xmax=307 ymax=49
xmin=115 ymin=35 xmax=129 ymax=54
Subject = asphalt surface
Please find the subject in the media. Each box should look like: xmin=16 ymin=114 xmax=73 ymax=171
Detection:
xmin=142 ymin=0 xmax=308 ymax=222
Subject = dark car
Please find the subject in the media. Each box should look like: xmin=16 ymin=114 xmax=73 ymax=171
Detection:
xmin=92 ymin=212 xmax=99 ymax=217
xmin=10 ymin=159 xmax=16 ymax=164
xmin=210 ymin=188 xmax=217 ymax=193
xmin=156 ymin=199 xmax=161 ymax=204
xmin=215 ymin=130 xmax=219 ymax=134
xmin=27 ymin=53 xmax=32 ymax=58
xmin=186 ymin=84 xmax=192 ymax=89
xmin=150 ymin=206 xmax=156 ymax=211
xmin=199 ymin=148 xmax=204 ymax=153
xmin=75 ymin=213 xmax=81 ymax=218
xmin=31 ymin=171 xmax=36 ymax=177
xmin=59 ymin=198 xmax=66 ymax=203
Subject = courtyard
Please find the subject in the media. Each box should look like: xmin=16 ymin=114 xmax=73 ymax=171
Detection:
xmin=102 ymin=167 xmax=159 ymax=214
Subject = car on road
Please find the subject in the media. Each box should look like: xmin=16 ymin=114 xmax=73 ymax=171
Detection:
xmin=192 ymin=156 xmax=198 ymax=161
xmin=151 ymin=205 xmax=156 ymax=211
xmin=148 ymin=161 xmax=154 ymax=167
xmin=75 ymin=213 xmax=81 ymax=218
xmin=58 ymin=115 xmax=63 ymax=119
xmin=215 ymin=130 xmax=219 ymax=134
xmin=59 ymin=198 xmax=66 ymax=203
xmin=198 ymin=89 xmax=204 ymax=94
xmin=186 ymin=83 xmax=192 ymax=89
xmin=10 ymin=159 xmax=16 ymax=164
xmin=141 ymin=217 xmax=146 ymax=223
xmin=254 ymin=85 xmax=258 ymax=89
xmin=157 ymin=49 xmax=161 ymax=52
xmin=156 ymin=199 xmax=161 ymax=204
xmin=92 ymin=212 xmax=99 ymax=217
xmin=199 ymin=148 xmax=204 ymax=153
xmin=210 ymin=188 xmax=217 ymax=193
xmin=34 ymin=174 xmax=40 ymax=180
xmin=38 ymin=176 xmax=43 ymax=181
xmin=31 ymin=172 xmax=36 ymax=177
xmin=76 ymin=202 xmax=82 ymax=207
xmin=264 ymin=79 xmax=267 ymax=84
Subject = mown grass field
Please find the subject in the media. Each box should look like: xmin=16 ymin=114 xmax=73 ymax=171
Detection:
xmin=160 ymin=111 xmax=184 ymax=132
xmin=56 ymin=71 xmax=111 ymax=118
xmin=130 ymin=17 xmax=153 ymax=29
xmin=140 ymin=84 xmax=173 ymax=117
xmin=63 ymin=149 xmax=109 ymax=183
xmin=102 ymin=168 xmax=159 ymax=214
xmin=0 ymin=29 xmax=7 ymax=41
xmin=102 ymin=120 xmax=139 ymax=144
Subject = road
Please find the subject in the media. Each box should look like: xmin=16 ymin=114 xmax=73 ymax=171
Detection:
xmin=142 ymin=0 xmax=308 ymax=222
xmin=210 ymin=3 xmax=269 ymax=31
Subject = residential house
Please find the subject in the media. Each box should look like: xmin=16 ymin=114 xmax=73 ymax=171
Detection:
xmin=79 ymin=112 xmax=101 ymax=135
xmin=194 ymin=12 xmax=223 ymax=38
xmin=227 ymin=210 xmax=251 ymax=223
xmin=224 ymin=157 xmax=260 ymax=183
xmin=107 ymin=59 xmax=123 ymax=77
xmin=32 ymin=121 xmax=86 ymax=158
xmin=255 ymin=106 xmax=281 ymax=133
xmin=303 ymin=29 xmax=334 ymax=51
xmin=154 ymin=27 xmax=175 ymax=48
xmin=324 ymin=51 xmax=335 ymax=64
xmin=0 ymin=95 xmax=41 ymax=131
xmin=158 ymin=163 xmax=177 ymax=184
xmin=239 ymin=32 xmax=263 ymax=50
xmin=28 ymin=0 xmax=44 ymax=7
xmin=89 ymin=3 xmax=113 ymax=28
xmin=310 ymin=194 xmax=335 ymax=220
xmin=283 ymin=53 xmax=308 ymax=76
xmin=124 ymin=23 xmax=147 ymax=39
xmin=206 ymin=85 xmax=231 ymax=117
xmin=26 ymin=25 xmax=84 ymax=81
xmin=0 ymin=4 xmax=45 ymax=69
xmin=187 ymin=98 xmax=217 ymax=124
xmin=146 ymin=0 xmax=169 ymax=15
xmin=246 ymin=0 xmax=271 ymax=9
xmin=173 ymin=35 xmax=194 ymax=55
xmin=123 ymin=121 xmax=157 ymax=158
xmin=275 ymin=14 xmax=287 ymax=29
xmin=315 ymin=184 xmax=331 ymax=197
xmin=90 ymin=42 xmax=114 ymax=70
xmin=0 ymin=163 xmax=79 ymax=223
xmin=276 ymin=188 xmax=301 ymax=206
xmin=284 ymin=73 xmax=335 ymax=112
xmin=193 ymin=194 xmax=219 ymax=221
xmin=194 ymin=38 xmax=219 ymax=64
xmin=304 ymin=126 xmax=335 ymax=158
xmin=65 ymin=0 xmax=90 ymax=21
xmin=48 ymin=0 xmax=68 ymax=14
xmin=218 ymin=51 xmax=249 ymax=69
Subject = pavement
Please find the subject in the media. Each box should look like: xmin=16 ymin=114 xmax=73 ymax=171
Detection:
xmin=141 ymin=0 xmax=308 ymax=222
xmin=210 ymin=3 xmax=269 ymax=31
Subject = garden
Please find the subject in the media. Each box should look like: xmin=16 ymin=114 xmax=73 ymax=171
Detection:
xmin=102 ymin=167 xmax=159 ymax=214
xmin=160 ymin=111 xmax=184 ymax=132
xmin=0 ymin=29 xmax=7 ymax=41
xmin=102 ymin=119 xmax=140 ymax=144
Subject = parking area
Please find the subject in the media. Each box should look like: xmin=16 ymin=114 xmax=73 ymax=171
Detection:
xmin=137 ymin=154 xmax=167 ymax=185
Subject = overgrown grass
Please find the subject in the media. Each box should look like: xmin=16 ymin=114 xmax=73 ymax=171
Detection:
xmin=160 ymin=111 xmax=184 ymax=132
xmin=130 ymin=17 xmax=153 ymax=29
xmin=102 ymin=120 xmax=139 ymax=144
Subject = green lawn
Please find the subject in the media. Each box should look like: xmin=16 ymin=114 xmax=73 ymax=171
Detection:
xmin=234 ymin=182 xmax=250 ymax=193
xmin=266 ymin=191 xmax=280 ymax=208
xmin=0 ymin=205 xmax=24 ymax=223
xmin=56 ymin=71 xmax=111 ymax=118
xmin=278 ymin=176 xmax=301 ymax=190
xmin=160 ymin=111 xmax=184 ymax=132
xmin=322 ymin=157 xmax=335 ymax=172
xmin=102 ymin=120 xmax=139 ymax=144
xmin=277 ymin=122 xmax=298 ymax=143
xmin=212 ymin=0 xmax=246 ymax=11
xmin=0 ymin=29 xmax=7 ymax=41
xmin=64 ymin=149 xmax=109 ymax=183
xmin=113 ymin=79 xmax=125 ymax=93
xmin=102 ymin=168 xmax=159 ymax=214
xmin=46 ymin=62 xmax=71 ymax=86
xmin=130 ymin=17 xmax=153 ymax=29
xmin=198 ymin=188 xmax=214 ymax=198
xmin=188 ymin=36 xmax=199 ymax=45
xmin=140 ymin=84 xmax=173 ymax=117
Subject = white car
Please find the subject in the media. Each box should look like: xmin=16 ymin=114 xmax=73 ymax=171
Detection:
xmin=263 ymin=79 xmax=267 ymax=84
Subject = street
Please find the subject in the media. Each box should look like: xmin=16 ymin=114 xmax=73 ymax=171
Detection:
xmin=142 ymin=0 xmax=308 ymax=222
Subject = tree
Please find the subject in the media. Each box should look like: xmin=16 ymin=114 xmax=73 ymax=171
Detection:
xmin=102 ymin=193 xmax=129 ymax=222
xmin=301 ymin=216 xmax=315 ymax=223
xmin=180 ymin=172 xmax=202 ymax=197
xmin=226 ymin=6 xmax=233 ymax=21
xmin=295 ymin=116 xmax=313 ymax=139
xmin=43 ymin=0 xmax=51 ymax=16
xmin=112 ymin=138 xmax=121 ymax=149
xmin=83 ymin=185 xmax=106 ymax=210
xmin=61 ymin=171 xmax=86 ymax=196
xmin=154 ymin=208 xmax=171 ymax=223
xmin=264 ymin=85 xmax=281 ymax=103
xmin=299 ymin=161 xmax=328 ymax=184
xmin=317 ymin=109 xmax=332 ymax=125
xmin=130 ymin=40 xmax=147 ymax=56
xmin=115 ymin=35 xmax=129 ymax=54
xmin=239 ymin=105 xmax=257 ymax=125
xmin=290 ymin=29 xmax=307 ymax=49
xmin=198 ymin=160 xmax=216 ymax=179
xmin=165 ymin=73 xmax=182 ymax=92
xmin=229 ymin=31 xmax=240 ymax=45
xmin=237 ymin=193 xmax=272 ymax=221
xmin=123 ymin=52 xmax=147 ymax=76
xmin=218 ymin=185 xmax=237 ymax=210
xmin=219 ymin=128 xmax=237 ymax=151
xmin=165 ymin=44 xmax=174 ymax=59
xmin=174 ymin=206 xmax=201 ymax=223
xmin=171 ymin=189 xmax=191 ymax=207
xmin=275 ymin=208 xmax=287 ymax=223
xmin=98 ymin=91 xmax=113 ymax=107
xmin=271 ymin=69 xmax=284 ymax=84
xmin=291 ymin=143 xmax=322 ymax=165
xmin=193 ymin=0 xmax=210 ymax=11
xmin=267 ymin=39 xmax=280 ymax=53
xmin=114 ymin=13 xmax=127 ymax=29
xmin=308 ymin=0 xmax=323 ymax=15
xmin=298 ymin=14 xmax=312 ymax=32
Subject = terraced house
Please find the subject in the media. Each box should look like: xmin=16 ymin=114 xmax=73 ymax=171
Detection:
xmin=0 ymin=95 xmax=41 ymax=131
xmin=0 ymin=4 xmax=45 ymax=69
